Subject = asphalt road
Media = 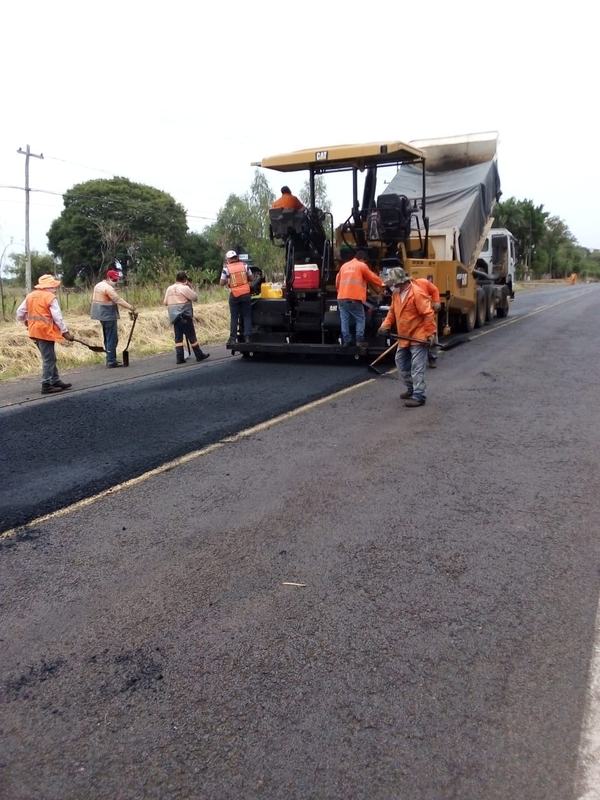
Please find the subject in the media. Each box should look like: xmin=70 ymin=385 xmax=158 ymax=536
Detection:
xmin=2 ymin=284 xmax=600 ymax=799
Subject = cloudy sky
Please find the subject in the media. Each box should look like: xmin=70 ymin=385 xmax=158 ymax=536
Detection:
xmin=1 ymin=0 xmax=597 ymax=273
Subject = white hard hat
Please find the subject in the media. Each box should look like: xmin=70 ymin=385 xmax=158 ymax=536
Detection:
xmin=225 ymin=250 xmax=237 ymax=259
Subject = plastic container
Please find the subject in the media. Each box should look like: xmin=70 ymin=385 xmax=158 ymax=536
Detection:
xmin=293 ymin=264 xmax=320 ymax=290
xmin=260 ymin=282 xmax=283 ymax=299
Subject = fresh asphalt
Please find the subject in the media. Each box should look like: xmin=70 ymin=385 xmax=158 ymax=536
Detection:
xmin=2 ymin=283 xmax=600 ymax=799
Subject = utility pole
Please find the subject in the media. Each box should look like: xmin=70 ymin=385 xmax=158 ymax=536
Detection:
xmin=17 ymin=145 xmax=44 ymax=292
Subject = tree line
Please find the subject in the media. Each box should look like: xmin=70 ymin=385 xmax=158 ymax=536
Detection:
xmin=4 ymin=174 xmax=597 ymax=287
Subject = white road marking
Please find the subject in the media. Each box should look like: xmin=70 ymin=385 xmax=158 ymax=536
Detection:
xmin=576 ymin=614 xmax=600 ymax=798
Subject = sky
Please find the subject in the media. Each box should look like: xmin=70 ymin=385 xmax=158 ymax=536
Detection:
xmin=1 ymin=0 xmax=597 ymax=276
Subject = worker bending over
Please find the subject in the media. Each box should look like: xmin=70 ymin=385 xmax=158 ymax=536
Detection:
xmin=163 ymin=271 xmax=210 ymax=364
xmin=336 ymin=250 xmax=384 ymax=352
xmin=377 ymin=267 xmax=436 ymax=407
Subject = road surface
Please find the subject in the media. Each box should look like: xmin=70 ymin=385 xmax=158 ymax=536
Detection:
xmin=2 ymin=284 xmax=600 ymax=799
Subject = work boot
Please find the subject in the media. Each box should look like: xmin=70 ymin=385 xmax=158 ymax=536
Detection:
xmin=244 ymin=335 xmax=251 ymax=343
xmin=193 ymin=346 xmax=210 ymax=362
xmin=53 ymin=381 xmax=72 ymax=390
xmin=400 ymin=390 xmax=413 ymax=399
xmin=356 ymin=340 xmax=368 ymax=355
xmin=226 ymin=337 xmax=236 ymax=347
xmin=107 ymin=362 xmax=123 ymax=368
xmin=41 ymin=384 xmax=64 ymax=395
xmin=428 ymin=358 xmax=437 ymax=369
xmin=176 ymin=347 xmax=186 ymax=364
xmin=404 ymin=397 xmax=425 ymax=407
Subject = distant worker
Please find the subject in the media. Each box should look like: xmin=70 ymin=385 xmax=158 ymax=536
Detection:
xmin=336 ymin=249 xmax=384 ymax=351
xmin=163 ymin=271 xmax=210 ymax=364
xmin=220 ymin=250 xmax=253 ymax=345
xmin=90 ymin=267 xmax=136 ymax=368
xmin=413 ymin=276 xmax=441 ymax=368
xmin=16 ymin=274 xmax=74 ymax=395
xmin=271 ymin=186 xmax=305 ymax=211
xmin=377 ymin=267 xmax=436 ymax=407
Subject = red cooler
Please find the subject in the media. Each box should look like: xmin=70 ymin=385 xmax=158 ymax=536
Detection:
xmin=293 ymin=264 xmax=320 ymax=290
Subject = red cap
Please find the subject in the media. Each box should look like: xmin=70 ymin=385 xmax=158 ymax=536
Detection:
xmin=106 ymin=269 xmax=120 ymax=281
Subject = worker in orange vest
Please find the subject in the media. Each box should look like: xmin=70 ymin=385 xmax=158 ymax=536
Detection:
xmin=271 ymin=186 xmax=305 ymax=211
xmin=220 ymin=250 xmax=253 ymax=345
xmin=377 ymin=267 xmax=436 ymax=407
xmin=16 ymin=274 xmax=75 ymax=395
xmin=336 ymin=250 xmax=384 ymax=351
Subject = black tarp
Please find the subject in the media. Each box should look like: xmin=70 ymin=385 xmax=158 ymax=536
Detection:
xmin=384 ymin=160 xmax=501 ymax=266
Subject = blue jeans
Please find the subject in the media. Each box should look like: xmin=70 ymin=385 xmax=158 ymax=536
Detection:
xmin=395 ymin=344 xmax=428 ymax=401
xmin=101 ymin=320 xmax=119 ymax=365
xmin=338 ymin=300 xmax=365 ymax=344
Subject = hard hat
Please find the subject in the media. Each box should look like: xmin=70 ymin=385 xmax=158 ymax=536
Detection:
xmin=384 ymin=267 xmax=410 ymax=286
xmin=225 ymin=250 xmax=237 ymax=259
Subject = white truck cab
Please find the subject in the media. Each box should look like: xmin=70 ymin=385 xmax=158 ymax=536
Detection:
xmin=479 ymin=228 xmax=517 ymax=296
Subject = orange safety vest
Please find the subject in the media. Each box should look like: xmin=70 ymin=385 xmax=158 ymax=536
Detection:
xmin=336 ymin=259 xmax=383 ymax=303
xmin=25 ymin=290 xmax=65 ymax=342
xmin=227 ymin=260 xmax=251 ymax=298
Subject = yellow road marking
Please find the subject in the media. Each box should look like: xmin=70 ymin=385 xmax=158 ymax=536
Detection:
xmin=2 ymin=287 xmax=592 ymax=539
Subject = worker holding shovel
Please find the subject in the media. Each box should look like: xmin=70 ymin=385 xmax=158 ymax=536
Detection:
xmin=377 ymin=267 xmax=436 ymax=408
xmin=16 ymin=274 xmax=75 ymax=395
xmin=90 ymin=268 xmax=136 ymax=368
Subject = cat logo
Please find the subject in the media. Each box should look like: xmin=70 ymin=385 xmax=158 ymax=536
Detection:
xmin=316 ymin=151 xmax=328 ymax=161
xmin=456 ymin=270 xmax=469 ymax=288
xmin=329 ymin=304 xmax=338 ymax=312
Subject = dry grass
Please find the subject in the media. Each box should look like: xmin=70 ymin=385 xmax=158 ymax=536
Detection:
xmin=0 ymin=301 xmax=230 ymax=381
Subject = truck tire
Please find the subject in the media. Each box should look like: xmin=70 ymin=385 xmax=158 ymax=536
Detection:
xmin=460 ymin=304 xmax=476 ymax=332
xmin=485 ymin=288 xmax=497 ymax=321
xmin=496 ymin=295 xmax=510 ymax=318
xmin=475 ymin=288 xmax=486 ymax=328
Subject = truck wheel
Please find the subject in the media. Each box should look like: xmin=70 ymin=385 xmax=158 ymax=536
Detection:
xmin=485 ymin=290 xmax=497 ymax=321
xmin=461 ymin=305 xmax=476 ymax=332
xmin=475 ymin=288 xmax=486 ymax=328
xmin=496 ymin=297 xmax=510 ymax=318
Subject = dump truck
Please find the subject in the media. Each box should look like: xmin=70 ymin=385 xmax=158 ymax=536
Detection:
xmin=227 ymin=132 xmax=512 ymax=357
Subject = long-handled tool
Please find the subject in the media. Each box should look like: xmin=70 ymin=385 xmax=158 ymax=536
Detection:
xmin=71 ymin=337 xmax=106 ymax=353
xmin=389 ymin=333 xmax=468 ymax=351
xmin=122 ymin=312 xmax=138 ymax=367
xmin=367 ymin=341 xmax=399 ymax=375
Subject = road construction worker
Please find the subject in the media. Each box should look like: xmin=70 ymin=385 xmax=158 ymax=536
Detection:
xmin=377 ymin=267 xmax=436 ymax=407
xmin=413 ymin=276 xmax=441 ymax=368
xmin=336 ymin=250 xmax=384 ymax=351
xmin=16 ymin=274 xmax=75 ymax=395
xmin=271 ymin=186 xmax=305 ymax=211
xmin=163 ymin=271 xmax=210 ymax=364
xmin=90 ymin=268 xmax=136 ymax=368
xmin=220 ymin=250 xmax=253 ymax=345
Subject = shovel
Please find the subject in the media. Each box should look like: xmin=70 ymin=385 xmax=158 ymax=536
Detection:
xmin=367 ymin=333 xmax=468 ymax=375
xmin=122 ymin=312 xmax=138 ymax=367
xmin=71 ymin=337 xmax=106 ymax=353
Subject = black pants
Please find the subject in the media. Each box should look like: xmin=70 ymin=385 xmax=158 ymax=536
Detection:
xmin=173 ymin=314 xmax=204 ymax=362
xmin=229 ymin=293 xmax=252 ymax=338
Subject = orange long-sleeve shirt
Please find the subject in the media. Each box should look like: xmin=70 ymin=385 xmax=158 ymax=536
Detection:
xmin=382 ymin=282 xmax=436 ymax=347
xmin=336 ymin=259 xmax=384 ymax=302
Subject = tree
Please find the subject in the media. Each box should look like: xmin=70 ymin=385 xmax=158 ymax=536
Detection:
xmin=8 ymin=251 xmax=60 ymax=286
xmin=47 ymin=177 xmax=188 ymax=286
